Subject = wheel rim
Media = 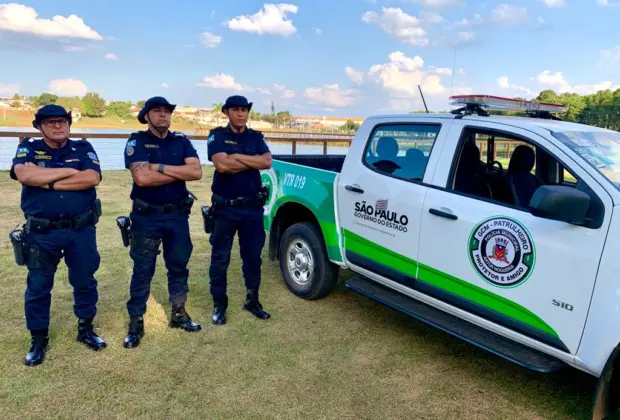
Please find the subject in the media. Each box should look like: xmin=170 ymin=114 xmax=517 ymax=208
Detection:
xmin=286 ymin=238 xmax=315 ymax=285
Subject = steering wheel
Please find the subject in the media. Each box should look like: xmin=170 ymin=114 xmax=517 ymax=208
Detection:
xmin=491 ymin=160 xmax=503 ymax=172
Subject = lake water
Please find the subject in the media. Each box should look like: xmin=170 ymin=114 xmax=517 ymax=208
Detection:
xmin=0 ymin=127 xmax=349 ymax=170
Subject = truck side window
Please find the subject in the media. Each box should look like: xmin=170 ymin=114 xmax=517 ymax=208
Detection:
xmin=448 ymin=127 xmax=578 ymax=209
xmin=362 ymin=123 xmax=441 ymax=181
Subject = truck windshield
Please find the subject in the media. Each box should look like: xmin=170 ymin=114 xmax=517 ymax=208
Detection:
xmin=552 ymin=129 xmax=620 ymax=191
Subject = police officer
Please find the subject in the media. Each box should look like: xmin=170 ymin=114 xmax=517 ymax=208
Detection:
xmin=207 ymin=95 xmax=272 ymax=325
xmin=122 ymin=96 xmax=202 ymax=348
xmin=9 ymin=104 xmax=106 ymax=366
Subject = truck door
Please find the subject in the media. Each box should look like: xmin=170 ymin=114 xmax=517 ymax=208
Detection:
xmin=336 ymin=117 xmax=451 ymax=288
xmin=416 ymin=119 xmax=612 ymax=355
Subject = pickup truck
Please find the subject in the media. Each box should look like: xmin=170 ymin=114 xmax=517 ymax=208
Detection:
xmin=259 ymin=96 xmax=620 ymax=419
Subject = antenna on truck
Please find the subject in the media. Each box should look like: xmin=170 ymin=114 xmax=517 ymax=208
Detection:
xmin=418 ymin=85 xmax=429 ymax=113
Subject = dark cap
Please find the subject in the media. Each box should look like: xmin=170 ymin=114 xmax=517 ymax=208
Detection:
xmin=138 ymin=96 xmax=176 ymax=124
xmin=32 ymin=104 xmax=72 ymax=129
xmin=222 ymin=95 xmax=252 ymax=113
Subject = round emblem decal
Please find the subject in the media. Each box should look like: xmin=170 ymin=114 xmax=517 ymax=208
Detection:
xmin=261 ymin=168 xmax=278 ymax=215
xmin=468 ymin=216 xmax=536 ymax=288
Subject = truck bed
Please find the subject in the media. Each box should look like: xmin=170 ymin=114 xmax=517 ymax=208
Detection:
xmin=272 ymin=154 xmax=346 ymax=173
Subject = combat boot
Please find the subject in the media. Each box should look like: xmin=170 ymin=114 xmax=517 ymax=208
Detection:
xmin=123 ymin=315 xmax=144 ymax=349
xmin=242 ymin=289 xmax=271 ymax=320
xmin=24 ymin=328 xmax=48 ymax=367
xmin=170 ymin=304 xmax=201 ymax=332
xmin=212 ymin=295 xmax=228 ymax=325
xmin=76 ymin=318 xmax=107 ymax=351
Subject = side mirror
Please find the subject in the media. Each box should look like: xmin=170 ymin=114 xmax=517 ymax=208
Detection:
xmin=529 ymin=185 xmax=590 ymax=225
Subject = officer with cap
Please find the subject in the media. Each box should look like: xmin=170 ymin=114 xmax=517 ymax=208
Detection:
xmin=207 ymin=95 xmax=272 ymax=325
xmin=9 ymin=104 xmax=106 ymax=366
xmin=122 ymin=96 xmax=202 ymax=349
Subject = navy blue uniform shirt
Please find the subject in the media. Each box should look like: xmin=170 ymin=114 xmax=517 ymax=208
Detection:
xmin=207 ymin=125 xmax=270 ymax=199
xmin=10 ymin=138 xmax=102 ymax=219
xmin=124 ymin=130 xmax=199 ymax=205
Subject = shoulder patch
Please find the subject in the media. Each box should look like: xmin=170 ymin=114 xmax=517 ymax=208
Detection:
xmin=126 ymin=139 xmax=137 ymax=147
xmin=208 ymin=134 xmax=215 ymax=144
xmin=87 ymin=151 xmax=98 ymax=160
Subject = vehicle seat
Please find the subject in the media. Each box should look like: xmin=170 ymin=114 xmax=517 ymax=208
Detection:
xmin=454 ymin=141 xmax=492 ymax=199
xmin=506 ymin=145 xmax=543 ymax=207
xmin=372 ymin=136 xmax=400 ymax=174
xmin=396 ymin=148 xmax=426 ymax=179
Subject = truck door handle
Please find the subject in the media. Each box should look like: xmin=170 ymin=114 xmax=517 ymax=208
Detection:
xmin=429 ymin=208 xmax=458 ymax=220
xmin=345 ymin=185 xmax=364 ymax=194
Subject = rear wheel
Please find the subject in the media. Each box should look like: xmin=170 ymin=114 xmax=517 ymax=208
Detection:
xmin=279 ymin=222 xmax=339 ymax=300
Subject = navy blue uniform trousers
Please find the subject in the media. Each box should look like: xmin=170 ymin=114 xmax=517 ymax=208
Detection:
xmin=127 ymin=211 xmax=192 ymax=316
xmin=209 ymin=215 xmax=265 ymax=298
xmin=25 ymin=225 xmax=100 ymax=331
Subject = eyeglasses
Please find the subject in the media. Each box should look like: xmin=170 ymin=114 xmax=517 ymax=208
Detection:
xmin=43 ymin=119 xmax=69 ymax=127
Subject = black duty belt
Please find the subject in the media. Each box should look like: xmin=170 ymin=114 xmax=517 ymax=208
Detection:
xmin=26 ymin=200 xmax=100 ymax=233
xmin=132 ymin=197 xmax=192 ymax=215
xmin=212 ymin=187 xmax=269 ymax=209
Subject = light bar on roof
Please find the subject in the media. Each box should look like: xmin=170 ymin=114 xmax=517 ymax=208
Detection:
xmin=449 ymin=94 xmax=567 ymax=113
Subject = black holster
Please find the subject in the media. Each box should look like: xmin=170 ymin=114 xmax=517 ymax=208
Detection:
xmin=117 ymin=216 xmax=131 ymax=247
xmin=26 ymin=242 xmax=61 ymax=276
xmin=201 ymin=205 xmax=215 ymax=234
xmin=9 ymin=228 xmax=28 ymax=266
xmin=129 ymin=232 xmax=161 ymax=258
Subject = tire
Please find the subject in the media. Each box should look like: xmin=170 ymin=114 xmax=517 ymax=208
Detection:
xmin=279 ymin=222 xmax=339 ymax=300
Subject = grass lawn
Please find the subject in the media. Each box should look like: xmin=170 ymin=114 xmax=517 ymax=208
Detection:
xmin=0 ymin=168 xmax=598 ymax=419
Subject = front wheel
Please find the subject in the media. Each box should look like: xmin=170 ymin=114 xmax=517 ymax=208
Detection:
xmin=279 ymin=222 xmax=339 ymax=300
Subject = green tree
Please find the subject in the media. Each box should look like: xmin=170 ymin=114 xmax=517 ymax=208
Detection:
xmin=343 ymin=119 xmax=360 ymax=132
xmin=558 ymin=93 xmax=586 ymax=122
xmin=37 ymin=93 xmax=58 ymax=106
xmin=107 ymin=101 xmax=132 ymax=118
xmin=136 ymin=100 xmax=146 ymax=108
xmin=536 ymin=90 xmax=561 ymax=104
xmin=82 ymin=93 xmax=106 ymax=117
xmin=56 ymin=97 xmax=85 ymax=113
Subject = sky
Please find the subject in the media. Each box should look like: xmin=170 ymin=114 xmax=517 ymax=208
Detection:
xmin=0 ymin=0 xmax=618 ymax=117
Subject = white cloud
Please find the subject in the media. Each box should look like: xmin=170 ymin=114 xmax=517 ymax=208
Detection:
xmin=595 ymin=0 xmax=618 ymax=5
xmin=104 ymin=53 xmax=117 ymax=60
xmin=200 ymin=31 xmax=222 ymax=48
xmin=600 ymin=45 xmax=620 ymax=68
xmin=490 ymin=4 xmax=528 ymax=25
xmin=406 ymin=0 xmax=465 ymax=9
xmin=48 ymin=79 xmax=88 ymax=97
xmin=419 ymin=11 xmax=444 ymax=24
xmin=198 ymin=73 xmax=272 ymax=95
xmin=429 ymin=66 xmax=453 ymax=76
xmin=161 ymin=82 xmax=169 ymax=89
xmin=539 ymin=0 xmax=566 ymax=7
xmin=226 ymin=4 xmax=298 ymax=37
xmin=533 ymin=70 xmax=619 ymax=95
xmin=362 ymin=7 xmax=428 ymax=47
xmin=313 ymin=26 xmax=322 ymax=34
xmin=304 ymin=84 xmax=357 ymax=107
xmin=366 ymin=51 xmax=446 ymax=96
xmin=455 ymin=13 xmax=483 ymax=27
xmin=62 ymin=44 xmax=87 ymax=52
xmin=273 ymin=83 xmax=295 ymax=98
xmin=0 ymin=83 xmax=19 ymax=96
xmin=497 ymin=76 xmax=535 ymax=97
xmin=0 ymin=3 xmax=102 ymax=40
xmin=345 ymin=66 xmax=365 ymax=84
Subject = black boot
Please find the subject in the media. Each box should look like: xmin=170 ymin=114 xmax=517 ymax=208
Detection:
xmin=123 ymin=315 xmax=144 ymax=349
xmin=76 ymin=318 xmax=107 ymax=351
xmin=242 ymin=289 xmax=271 ymax=320
xmin=212 ymin=296 xmax=228 ymax=325
xmin=24 ymin=328 xmax=48 ymax=367
xmin=170 ymin=304 xmax=201 ymax=332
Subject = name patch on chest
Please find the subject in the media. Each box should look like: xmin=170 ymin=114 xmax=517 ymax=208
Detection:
xmin=144 ymin=144 xmax=160 ymax=149
xmin=224 ymin=140 xmax=237 ymax=145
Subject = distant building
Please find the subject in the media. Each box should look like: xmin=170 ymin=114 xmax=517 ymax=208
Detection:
xmin=294 ymin=116 xmax=365 ymax=128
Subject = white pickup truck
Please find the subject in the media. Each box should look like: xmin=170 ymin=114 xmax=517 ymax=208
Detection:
xmin=260 ymin=95 xmax=620 ymax=419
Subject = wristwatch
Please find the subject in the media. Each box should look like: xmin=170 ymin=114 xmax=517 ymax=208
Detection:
xmin=157 ymin=164 xmax=165 ymax=174
xmin=48 ymin=181 xmax=55 ymax=190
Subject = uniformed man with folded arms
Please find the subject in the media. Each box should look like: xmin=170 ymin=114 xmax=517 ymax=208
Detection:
xmin=10 ymin=104 xmax=106 ymax=366
xmin=121 ymin=96 xmax=202 ymax=349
